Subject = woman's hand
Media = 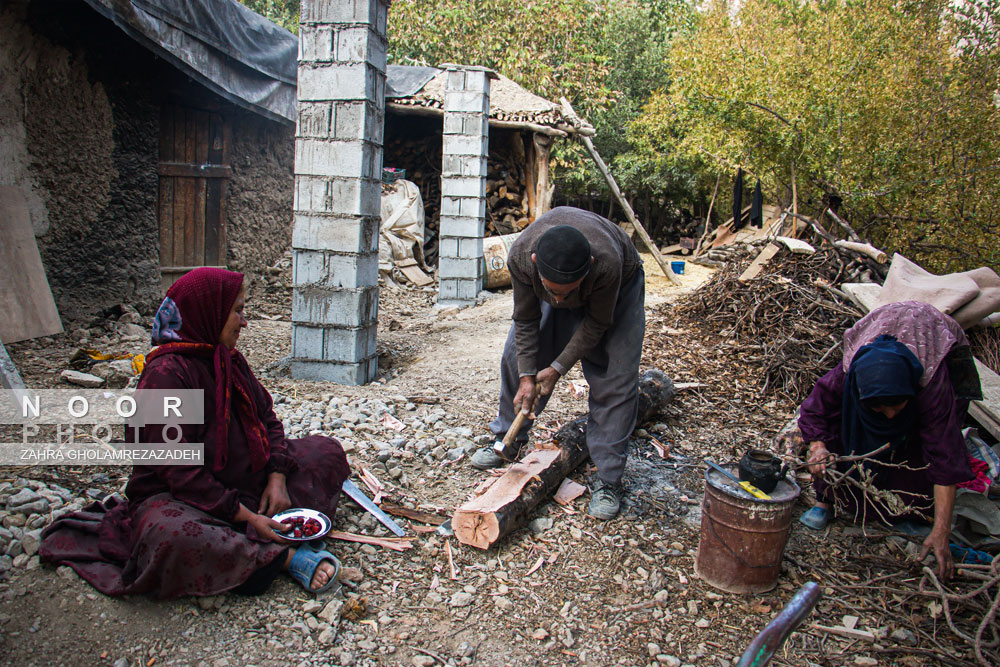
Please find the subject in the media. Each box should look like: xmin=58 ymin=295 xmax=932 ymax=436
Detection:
xmin=248 ymin=512 xmax=292 ymax=544
xmin=919 ymin=528 xmax=954 ymax=581
xmin=235 ymin=503 xmax=291 ymax=544
xmin=920 ymin=484 xmax=957 ymax=581
xmin=807 ymin=441 xmax=832 ymax=477
xmin=258 ymin=473 xmax=291 ymax=516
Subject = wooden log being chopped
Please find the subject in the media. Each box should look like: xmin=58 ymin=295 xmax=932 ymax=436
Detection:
xmin=453 ymin=370 xmax=675 ymax=549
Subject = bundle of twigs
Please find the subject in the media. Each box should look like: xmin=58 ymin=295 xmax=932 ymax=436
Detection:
xmin=674 ymin=245 xmax=865 ymax=403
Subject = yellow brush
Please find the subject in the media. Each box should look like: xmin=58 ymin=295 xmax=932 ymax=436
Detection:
xmin=705 ymin=459 xmax=771 ymax=500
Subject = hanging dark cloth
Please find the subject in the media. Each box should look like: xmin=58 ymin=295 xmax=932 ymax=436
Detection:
xmin=732 ymin=168 xmax=745 ymax=230
xmin=750 ymin=180 xmax=763 ymax=228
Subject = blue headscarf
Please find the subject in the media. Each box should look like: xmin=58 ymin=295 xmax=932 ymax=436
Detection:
xmin=842 ymin=335 xmax=924 ymax=457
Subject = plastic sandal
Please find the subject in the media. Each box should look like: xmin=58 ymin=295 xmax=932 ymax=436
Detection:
xmin=799 ymin=506 xmax=831 ymax=530
xmin=287 ymin=545 xmax=341 ymax=595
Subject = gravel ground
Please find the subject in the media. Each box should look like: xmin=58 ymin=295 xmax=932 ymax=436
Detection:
xmin=1 ymin=254 xmax=969 ymax=667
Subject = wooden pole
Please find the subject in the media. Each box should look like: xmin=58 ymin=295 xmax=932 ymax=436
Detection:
xmin=791 ymin=162 xmax=799 ymax=239
xmin=694 ymin=173 xmax=722 ymax=258
xmin=559 ymin=98 xmax=681 ymax=285
xmin=533 ymin=133 xmax=554 ymax=217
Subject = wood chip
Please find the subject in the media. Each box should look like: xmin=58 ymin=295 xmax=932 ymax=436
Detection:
xmin=325 ymin=531 xmax=414 ymax=551
xmin=810 ymin=623 xmax=875 ymax=642
xmin=553 ymin=479 xmax=587 ymax=506
xmin=445 ymin=539 xmax=458 ymax=580
xmin=649 ymin=436 xmax=671 ymax=459
xmin=526 ymin=555 xmax=545 ymax=576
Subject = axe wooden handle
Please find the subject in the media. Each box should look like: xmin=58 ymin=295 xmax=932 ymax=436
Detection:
xmin=502 ymin=408 xmax=530 ymax=448
xmin=498 ymin=383 xmax=542 ymax=451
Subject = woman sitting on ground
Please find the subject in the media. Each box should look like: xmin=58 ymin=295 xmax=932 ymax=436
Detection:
xmin=797 ymin=301 xmax=981 ymax=580
xmin=41 ymin=268 xmax=349 ymax=598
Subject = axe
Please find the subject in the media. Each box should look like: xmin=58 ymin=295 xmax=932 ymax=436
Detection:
xmin=492 ymin=383 xmax=541 ymax=461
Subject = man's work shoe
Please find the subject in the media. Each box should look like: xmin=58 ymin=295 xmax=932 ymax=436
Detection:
xmin=588 ymin=479 xmax=623 ymax=520
xmin=469 ymin=441 xmax=525 ymax=470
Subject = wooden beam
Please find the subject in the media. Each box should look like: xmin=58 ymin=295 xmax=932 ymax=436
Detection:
xmin=559 ymin=98 xmax=681 ymax=285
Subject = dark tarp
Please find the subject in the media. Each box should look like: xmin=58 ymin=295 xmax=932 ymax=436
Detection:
xmin=81 ymin=0 xmax=297 ymax=124
xmin=79 ymin=1 xmax=453 ymax=124
xmin=386 ymin=65 xmax=440 ymax=99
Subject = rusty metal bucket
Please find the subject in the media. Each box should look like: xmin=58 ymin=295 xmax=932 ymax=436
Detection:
xmin=695 ymin=463 xmax=800 ymax=594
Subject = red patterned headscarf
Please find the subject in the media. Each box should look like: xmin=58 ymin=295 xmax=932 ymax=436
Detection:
xmin=146 ymin=268 xmax=270 ymax=473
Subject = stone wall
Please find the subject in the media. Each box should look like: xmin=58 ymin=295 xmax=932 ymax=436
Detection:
xmin=0 ymin=3 xmax=294 ymax=322
xmin=226 ymin=110 xmax=295 ymax=282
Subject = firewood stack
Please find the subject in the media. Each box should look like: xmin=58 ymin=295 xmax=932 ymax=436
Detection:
xmin=384 ymin=127 xmax=536 ymax=265
xmin=486 ymin=146 xmax=530 ymax=236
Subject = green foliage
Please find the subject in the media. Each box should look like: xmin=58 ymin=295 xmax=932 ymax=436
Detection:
xmin=389 ymin=0 xmax=697 ymax=206
xmin=238 ymin=0 xmax=299 ymax=33
xmin=388 ymin=0 xmax=617 ymax=108
xmin=635 ymin=0 xmax=1000 ymax=271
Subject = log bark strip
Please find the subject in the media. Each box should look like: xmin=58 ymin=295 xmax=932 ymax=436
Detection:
xmin=453 ymin=370 xmax=675 ymax=549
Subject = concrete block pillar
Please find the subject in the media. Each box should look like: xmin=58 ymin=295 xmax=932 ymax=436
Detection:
xmin=291 ymin=0 xmax=389 ymax=385
xmin=438 ymin=65 xmax=496 ymax=305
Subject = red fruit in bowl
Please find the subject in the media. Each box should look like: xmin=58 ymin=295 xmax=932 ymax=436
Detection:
xmin=294 ymin=528 xmax=303 ymax=538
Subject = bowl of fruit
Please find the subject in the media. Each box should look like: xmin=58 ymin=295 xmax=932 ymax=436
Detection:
xmin=271 ymin=508 xmax=331 ymax=541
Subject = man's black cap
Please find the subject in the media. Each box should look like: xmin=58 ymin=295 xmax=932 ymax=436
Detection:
xmin=535 ymin=225 xmax=591 ymax=284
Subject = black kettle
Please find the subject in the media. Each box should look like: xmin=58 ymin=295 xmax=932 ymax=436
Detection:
xmin=738 ymin=449 xmax=787 ymax=494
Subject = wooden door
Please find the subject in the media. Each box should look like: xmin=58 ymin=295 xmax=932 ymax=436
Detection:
xmin=157 ymin=105 xmax=231 ymax=291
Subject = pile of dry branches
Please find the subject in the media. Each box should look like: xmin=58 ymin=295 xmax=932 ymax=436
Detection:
xmin=675 ymin=245 xmax=866 ymax=403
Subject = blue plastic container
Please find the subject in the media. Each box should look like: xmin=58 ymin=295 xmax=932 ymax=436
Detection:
xmin=671 ymin=260 xmax=686 ymax=275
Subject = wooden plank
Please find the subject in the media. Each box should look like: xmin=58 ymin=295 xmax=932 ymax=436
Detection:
xmin=559 ymin=98 xmax=679 ymax=285
xmin=738 ymin=242 xmax=781 ymax=282
xmin=157 ymin=163 xmax=232 ymax=178
xmin=195 ymin=178 xmax=207 ymax=265
xmin=774 ymin=236 xmax=815 ymax=254
xmin=969 ymin=403 xmax=1000 ymax=441
xmin=205 ymin=113 xmax=226 ymax=266
xmin=157 ymin=177 xmax=174 ymax=269
xmin=184 ymin=111 xmax=197 ymax=267
xmin=159 ymin=105 xmax=174 ymax=161
xmin=172 ymin=106 xmax=187 ymax=267
xmin=521 ymin=132 xmax=536 ymax=220
xmin=973 ymin=360 xmax=1000 ymax=423
xmin=0 ymin=187 xmax=63 ymax=342
xmin=218 ymin=117 xmax=231 ymax=266
xmin=194 ymin=114 xmax=208 ymax=265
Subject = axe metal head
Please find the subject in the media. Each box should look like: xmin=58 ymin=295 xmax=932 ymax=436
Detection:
xmin=492 ymin=439 xmax=520 ymax=461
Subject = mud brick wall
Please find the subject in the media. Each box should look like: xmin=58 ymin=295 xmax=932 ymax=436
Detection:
xmin=1 ymin=4 xmax=294 ymax=322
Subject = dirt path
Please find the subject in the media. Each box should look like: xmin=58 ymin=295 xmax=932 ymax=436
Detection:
xmin=0 ymin=259 xmax=793 ymax=667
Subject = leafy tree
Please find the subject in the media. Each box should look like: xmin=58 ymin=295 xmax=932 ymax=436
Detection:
xmin=635 ymin=0 xmax=1000 ymax=271
xmin=239 ymin=0 xmax=299 ymax=32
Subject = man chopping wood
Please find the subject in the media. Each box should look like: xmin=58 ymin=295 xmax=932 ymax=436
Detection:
xmin=470 ymin=206 xmax=645 ymax=520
